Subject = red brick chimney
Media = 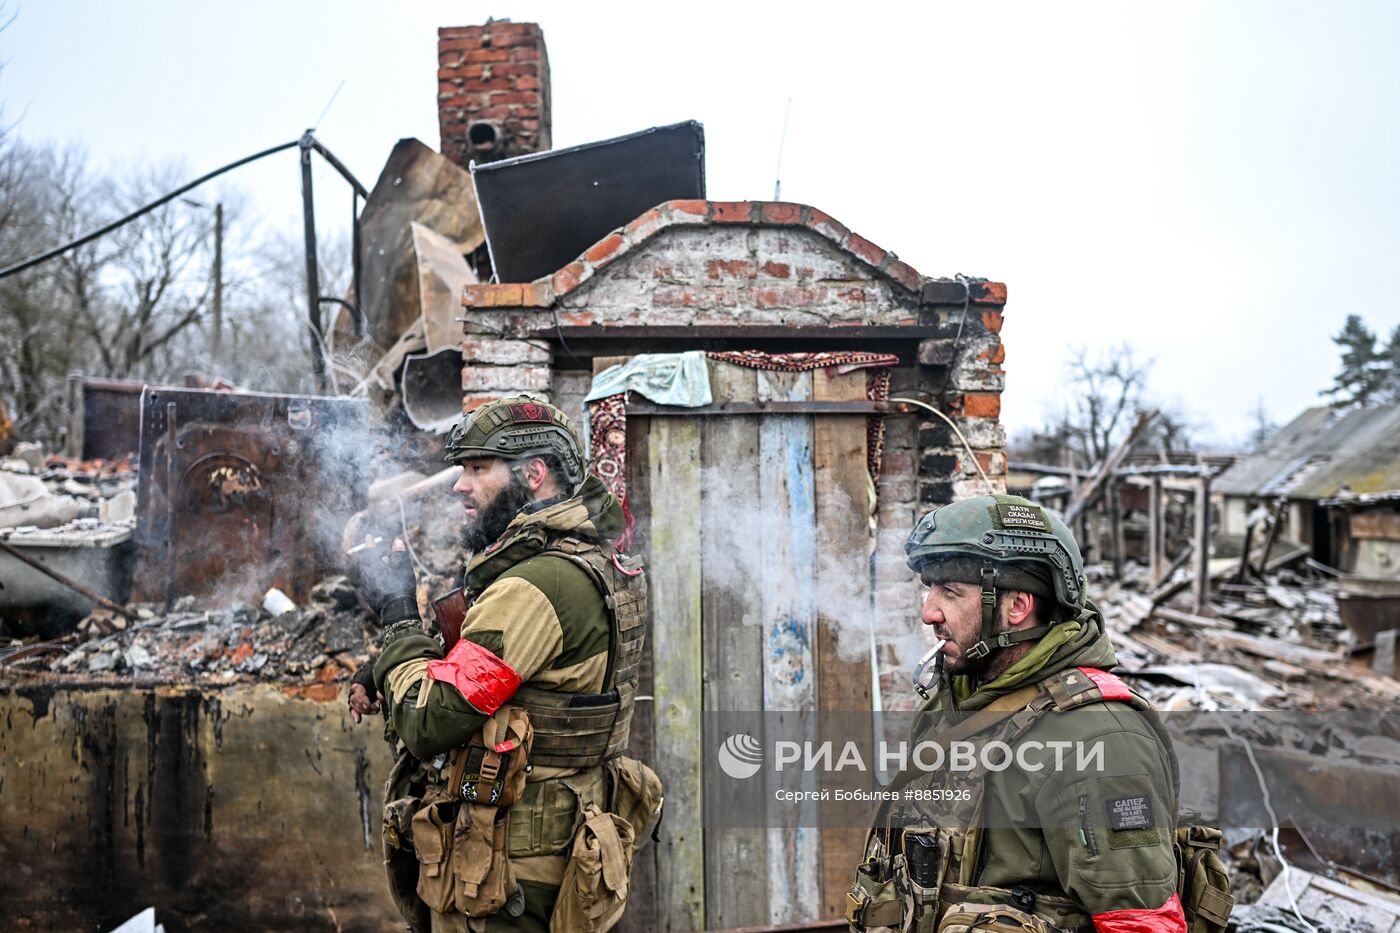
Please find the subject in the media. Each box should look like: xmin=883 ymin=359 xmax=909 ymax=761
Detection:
xmin=437 ymin=21 xmax=552 ymax=167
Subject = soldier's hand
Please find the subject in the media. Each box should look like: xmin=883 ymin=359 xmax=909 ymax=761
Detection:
xmin=347 ymin=535 xmax=418 ymax=626
xmin=348 ymin=664 xmax=380 ymax=724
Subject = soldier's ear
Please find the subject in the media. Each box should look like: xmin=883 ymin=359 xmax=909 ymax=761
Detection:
xmin=521 ymin=456 xmax=551 ymax=492
xmin=1004 ymin=590 xmax=1037 ymax=627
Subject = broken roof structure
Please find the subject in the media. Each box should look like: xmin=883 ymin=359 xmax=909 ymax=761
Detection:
xmin=1216 ymin=404 xmax=1400 ymax=502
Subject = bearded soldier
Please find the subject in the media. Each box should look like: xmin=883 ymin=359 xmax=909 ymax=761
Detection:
xmin=349 ymin=396 xmax=661 ymax=933
xmin=845 ymin=495 xmax=1231 ymax=933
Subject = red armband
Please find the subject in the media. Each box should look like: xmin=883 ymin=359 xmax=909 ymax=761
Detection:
xmin=1092 ymin=893 xmax=1187 ymax=933
xmin=1078 ymin=666 xmax=1134 ymax=702
xmin=426 ymin=638 xmax=521 ymax=715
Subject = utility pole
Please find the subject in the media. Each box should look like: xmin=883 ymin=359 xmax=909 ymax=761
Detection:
xmin=211 ymin=202 xmax=223 ymax=372
xmin=183 ymin=198 xmax=225 ymax=375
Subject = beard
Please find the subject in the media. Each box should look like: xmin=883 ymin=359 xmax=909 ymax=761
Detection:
xmin=461 ymin=472 xmax=534 ymax=552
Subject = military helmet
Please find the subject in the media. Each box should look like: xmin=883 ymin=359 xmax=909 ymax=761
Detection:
xmin=444 ymin=396 xmax=586 ymax=489
xmin=905 ymin=494 xmax=1086 ymax=613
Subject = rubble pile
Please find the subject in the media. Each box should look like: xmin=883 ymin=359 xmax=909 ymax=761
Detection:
xmin=3 ymin=576 xmax=382 ymax=685
xmin=0 ymin=446 xmax=137 ymax=530
xmin=1091 ymin=561 xmax=1399 ymax=711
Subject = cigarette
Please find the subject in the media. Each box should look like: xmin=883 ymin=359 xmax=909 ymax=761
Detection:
xmin=345 ymin=536 xmax=384 ymax=556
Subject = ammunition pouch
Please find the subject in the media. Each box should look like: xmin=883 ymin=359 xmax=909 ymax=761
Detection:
xmin=397 ymin=707 xmax=536 ymax=918
xmin=551 ymin=804 xmax=637 ymax=933
xmin=1174 ymin=822 xmax=1234 ymax=932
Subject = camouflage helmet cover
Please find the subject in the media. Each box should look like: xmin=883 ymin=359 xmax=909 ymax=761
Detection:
xmin=905 ymin=494 xmax=1086 ymax=612
xmin=444 ymin=396 xmax=586 ymax=488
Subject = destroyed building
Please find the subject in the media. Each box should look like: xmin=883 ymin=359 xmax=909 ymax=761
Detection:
xmin=4 ymin=17 xmax=1400 ymax=933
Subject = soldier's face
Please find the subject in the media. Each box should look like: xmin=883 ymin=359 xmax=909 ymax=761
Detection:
xmin=453 ymin=458 xmax=531 ymax=550
xmin=920 ymin=580 xmax=987 ymax=675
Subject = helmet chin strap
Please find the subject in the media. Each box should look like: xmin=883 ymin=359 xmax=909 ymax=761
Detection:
xmin=964 ymin=565 xmax=1055 ymax=662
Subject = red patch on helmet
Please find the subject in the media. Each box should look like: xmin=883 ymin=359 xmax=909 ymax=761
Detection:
xmin=508 ymin=403 xmax=551 ymax=424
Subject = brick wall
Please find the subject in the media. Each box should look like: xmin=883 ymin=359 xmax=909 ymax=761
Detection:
xmin=457 ymin=200 xmax=1007 ymax=709
xmin=438 ymin=21 xmax=551 ymax=167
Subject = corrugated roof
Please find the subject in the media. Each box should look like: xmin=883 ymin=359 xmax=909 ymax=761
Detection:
xmin=1214 ymin=405 xmax=1400 ymax=499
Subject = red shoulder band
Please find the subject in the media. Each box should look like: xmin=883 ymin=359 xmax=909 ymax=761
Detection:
xmin=1093 ymin=893 xmax=1187 ymax=933
xmin=427 ymin=638 xmax=521 ymax=715
xmin=1078 ymin=666 xmax=1134 ymax=702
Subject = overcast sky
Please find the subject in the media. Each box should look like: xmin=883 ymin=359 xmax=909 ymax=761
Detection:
xmin=5 ymin=1 xmax=1399 ymax=445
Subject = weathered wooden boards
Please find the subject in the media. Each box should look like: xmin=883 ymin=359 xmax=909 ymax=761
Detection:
xmin=623 ymin=359 xmax=875 ymax=929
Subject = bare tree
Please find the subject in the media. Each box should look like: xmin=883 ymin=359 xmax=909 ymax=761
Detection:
xmin=1056 ymin=343 xmax=1153 ymax=465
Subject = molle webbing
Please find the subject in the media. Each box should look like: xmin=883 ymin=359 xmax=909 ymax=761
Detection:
xmin=512 ymin=541 xmax=646 ymax=769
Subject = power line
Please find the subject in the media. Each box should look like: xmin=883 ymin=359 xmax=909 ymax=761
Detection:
xmin=0 ymin=138 xmax=300 ymax=281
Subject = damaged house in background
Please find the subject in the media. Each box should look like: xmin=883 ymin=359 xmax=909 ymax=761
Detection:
xmin=3 ymin=18 xmax=1400 ymax=933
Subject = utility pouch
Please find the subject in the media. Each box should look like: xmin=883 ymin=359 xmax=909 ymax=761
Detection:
xmin=606 ymin=755 xmax=665 ymax=845
xmin=844 ymin=857 xmax=905 ymax=931
xmin=457 ymin=706 xmax=534 ymax=808
xmin=1174 ymin=823 xmax=1234 ymax=932
xmin=410 ymin=800 xmax=459 ymax=914
xmin=904 ymin=831 xmax=946 ymax=933
xmin=936 ymin=902 xmax=1052 ymax=933
xmin=450 ymin=801 xmax=517 ymax=917
xmin=550 ymin=803 xmax=637 ymax=933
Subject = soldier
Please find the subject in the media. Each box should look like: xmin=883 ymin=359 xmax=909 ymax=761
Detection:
xmin=349 ymin=396 xmax=660 ymax=933
xmin=846 ymin=495 xmax=1231 ymax=933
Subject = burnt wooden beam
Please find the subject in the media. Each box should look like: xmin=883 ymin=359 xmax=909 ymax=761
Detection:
xmin=532 ymin=325 xmax=935 ymax=361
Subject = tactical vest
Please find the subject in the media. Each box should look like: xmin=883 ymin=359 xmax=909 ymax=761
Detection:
xmin=504 ymin=537 xmax=647 ymax=769
xmin=847 ymin=667 xmax=1208 ymax=933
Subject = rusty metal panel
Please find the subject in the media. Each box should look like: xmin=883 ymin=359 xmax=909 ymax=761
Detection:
xmin=133 ymin=388 xmax=370 ymax=606
xmin=73 ymin=378 xmax=148 ymax=461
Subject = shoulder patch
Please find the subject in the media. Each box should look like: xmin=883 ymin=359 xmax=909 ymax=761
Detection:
xmin=508 ymin=402 xmax=552 ymax=423
xmin=1077 ymin=667 xmax=1134 ymax=702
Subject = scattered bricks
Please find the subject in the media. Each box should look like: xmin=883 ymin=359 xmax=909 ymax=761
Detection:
xmin=552 ymin=261 xmax=586 ymax=295
xmin=920 ymin=478 xmax=956 ymax=505
xmin=461 ymin=364 xmax=552 ymax=393
xmin=584 ymin=233 xmax=626 ymax=266
xmin=761 ymin=261 xmax=791 ymax=279
xmin=760 ymin=202 xmax=803 ymax=224
xmin=920 ymin=452 xmax=958 ymax=476
xmin=844 ymin=233 xmax=886 ymax=269
xmin=918 ymin=338 xmax=958 ymax=366
xmin=710 ymin=201 xmax=754 ymax=223
xmin=807 ymin=208 xmax=850 ymax=245
xmin=981 ymin=309 xmax=1004 ymax=334
xmin=962 ymin=393 xmax=1001 ymax=418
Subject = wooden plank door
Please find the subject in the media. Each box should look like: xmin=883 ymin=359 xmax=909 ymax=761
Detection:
xmin=612 ymin=358 xmax=876 ymax=931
